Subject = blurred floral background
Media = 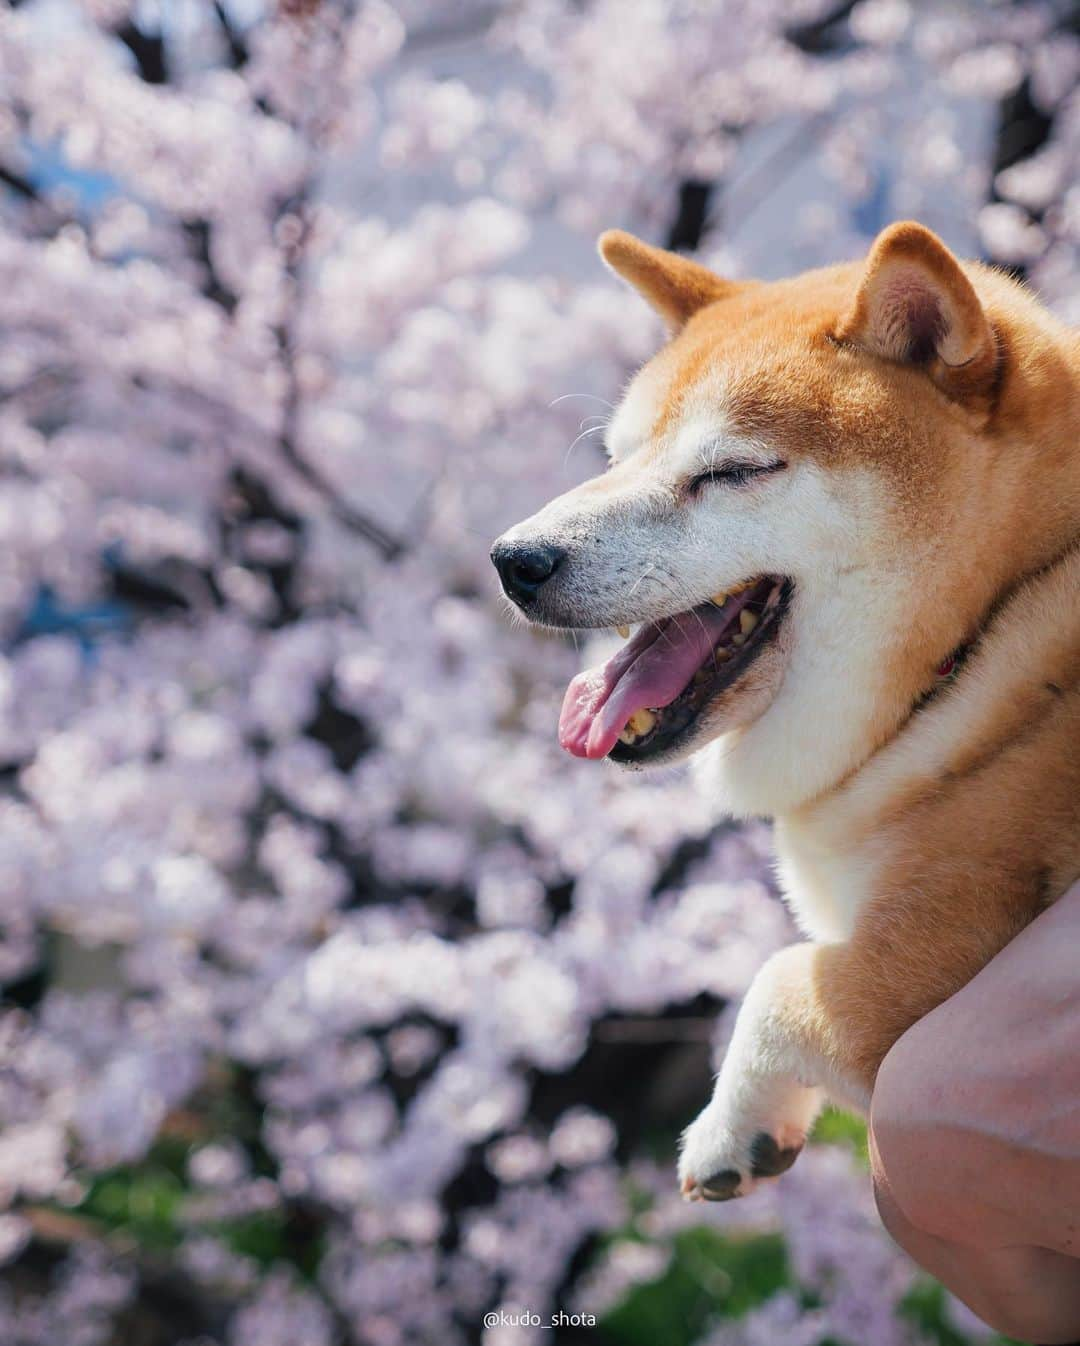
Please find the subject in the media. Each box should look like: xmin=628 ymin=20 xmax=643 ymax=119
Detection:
xmin=0 ymin=1 xmax=1076 ymax=1343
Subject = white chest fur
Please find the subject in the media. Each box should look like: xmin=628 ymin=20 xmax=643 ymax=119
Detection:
xmin=772 ymin=815 xmax=879 ymax=943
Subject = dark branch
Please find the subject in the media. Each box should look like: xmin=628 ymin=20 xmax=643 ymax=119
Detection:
xmin=992 ymin=77 xmax=1054 ymax=186
xmin=987 ymin=3 xmax=1079 ymax=279
xmin=115 ymin=21 xmax=168 ymax=84
xmin=275 ymin=423 xmax=406 ymax=562
xmin=0 ymin=164 xmax=39 ymax=201
xmin=274 ymin=198 xmax=406 ymax=563
xmin=211 ymin=0 xmax=249 ymax=69
xmin=183 ymin=219 xmax=239 ymax=313
xmin=787 ymin=0 xmax=859 ymax=53
xmin=665 ymin=179 xmax=712 ymax=253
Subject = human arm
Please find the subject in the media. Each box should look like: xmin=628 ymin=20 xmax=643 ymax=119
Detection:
xmin=870 ymin=880 xmax=1080 ymax=1343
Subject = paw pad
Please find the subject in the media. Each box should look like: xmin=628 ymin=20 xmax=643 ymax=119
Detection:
xmin=749 ymin=1131 xmax=803 ymax=1179
xmin=698 ymin=1168 xmax=742 ymax=1202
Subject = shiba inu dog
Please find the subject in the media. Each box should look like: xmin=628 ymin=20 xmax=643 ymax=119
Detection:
xmin=491 ymin=221 xmax=1080 ymax=1202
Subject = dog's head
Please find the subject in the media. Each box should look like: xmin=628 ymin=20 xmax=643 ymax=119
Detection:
xmin=492 ymin=222 xmax=1068 ymax=816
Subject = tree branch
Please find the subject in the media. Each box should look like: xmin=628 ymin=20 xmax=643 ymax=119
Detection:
xmin=787 ymin=0 xmax=859 ymax=54
xmin=274 ymin=193 xmax=406 ymax=563
xmin=183 ymin=219 xmax=239 ymax=313
xmin=275 ymin=428 xmax=406 ymax=561
xmin=211 ymin=0 xmax=249 ymax=69
xmin=0 ymin=163 xmax=39 ymax=201
xmin=115 ymin=20 xmax=169 ymax=84
xmin=665 ymin=179 xmax=712 ymax=252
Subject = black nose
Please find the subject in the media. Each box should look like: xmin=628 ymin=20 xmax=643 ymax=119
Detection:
xmin=490 ymin=540 xmax=565 ymax=606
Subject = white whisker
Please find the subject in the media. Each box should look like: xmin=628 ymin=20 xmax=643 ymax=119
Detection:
xmin=628 ymin=562 xmax=658 ymax=598
xmin=549 ymin=393 xmax=616 ymax=410
xmin=564 ymin=423 xmax=606 ymax=467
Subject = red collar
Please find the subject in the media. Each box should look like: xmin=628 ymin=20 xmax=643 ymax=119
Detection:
xmin=934 ymin=642 xmax=969 ymax=685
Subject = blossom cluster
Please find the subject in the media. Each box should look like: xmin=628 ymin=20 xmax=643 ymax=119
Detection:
xmin=0 ymin=1 xmax=1074 ymax=1343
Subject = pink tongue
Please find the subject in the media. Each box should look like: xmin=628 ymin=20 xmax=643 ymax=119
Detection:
xmin=558 ymin=607 xmax=731 ymax=760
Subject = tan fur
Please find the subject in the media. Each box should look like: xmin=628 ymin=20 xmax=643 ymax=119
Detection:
xmin=502 ymin=222 xmax=1080 ymax=1198
xmin=622 ymin=227 xmax=1078 ymax=1078
xmin=600 ymin=229 xmax=1080 ymax=806
xmin=776 ymin=544 xmax=1080 ymax=1089
xmin=599 ymin=229 xmax=742 ymax=331
xmin=835 ymin=220 xmax=998 ymax=399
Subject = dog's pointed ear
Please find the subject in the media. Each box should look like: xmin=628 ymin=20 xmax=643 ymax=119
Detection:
xmin=836 ymin=221 xmax=997 ymax=398
xmin=598 ymin=230 xmax=735 ymax=332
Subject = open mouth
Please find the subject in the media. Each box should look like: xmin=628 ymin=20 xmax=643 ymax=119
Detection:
xmin=558 ymin=576 xmax=793 ymax=764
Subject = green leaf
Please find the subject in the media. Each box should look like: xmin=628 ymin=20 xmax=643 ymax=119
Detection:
xmin=810 ymin=1108 xmax=869 ymax=1167
xmin=77 ymin=1163 xmax=186 ymax=1251
xmin=598 ymin=1227 xmax=788 ymax=1346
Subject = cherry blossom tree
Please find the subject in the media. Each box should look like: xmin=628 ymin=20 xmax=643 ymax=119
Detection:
xmin=0 ymin=1 xmax=1074 ymax=1343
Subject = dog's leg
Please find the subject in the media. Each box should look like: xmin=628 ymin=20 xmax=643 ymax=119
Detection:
xmin=678 ymin=941 xmax=831 ymax=1201
xmin=678 ymin=895 xmax=1030 ymax=1201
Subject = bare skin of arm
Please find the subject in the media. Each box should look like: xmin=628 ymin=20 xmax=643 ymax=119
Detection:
xmin=870 ymin=879 xmax=1080 ymax=1344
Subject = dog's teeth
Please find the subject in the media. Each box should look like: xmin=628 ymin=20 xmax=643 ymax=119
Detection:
xmin=739 ymin=609 xmax=758 ymax=636
xmin=619 ymin=707 xmax=656 ymax=746
xmin=714 ymin=647 xmax=731 ymax=661
xmin=732 ymin=632 xmax=746 ymax=647
xmin=627 ymin=708 xmax=656 ymax=736
xmin=616 ymin=625 xmax=630 ymax=639
xmin=712 ymin=580 xmax=752 ymax=607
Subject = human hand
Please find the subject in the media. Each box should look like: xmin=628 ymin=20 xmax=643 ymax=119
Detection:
xmin=870 ymin=878 xmax=1080 ymax=1344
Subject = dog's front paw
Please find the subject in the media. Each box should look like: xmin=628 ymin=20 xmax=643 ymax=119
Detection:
xmin=678 ymin=1108 xmax=805 ymax=1203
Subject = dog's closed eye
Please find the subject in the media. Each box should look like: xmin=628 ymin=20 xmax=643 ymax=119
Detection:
xmin=686 ymin=460 xmax=786 ymax=494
